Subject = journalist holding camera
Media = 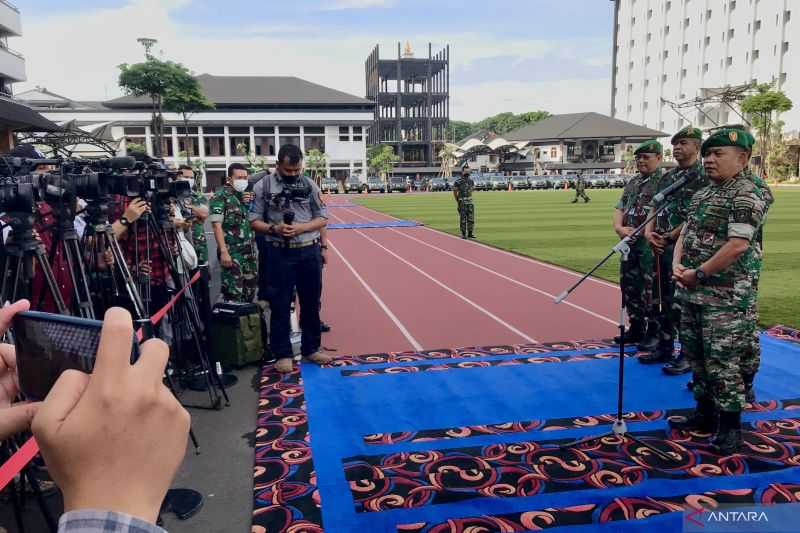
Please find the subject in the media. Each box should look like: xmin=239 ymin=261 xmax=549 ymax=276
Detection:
xmin=249 ymin=144 xmax=332 ymax=373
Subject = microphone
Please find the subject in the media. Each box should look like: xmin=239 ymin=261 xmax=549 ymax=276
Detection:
xmin=108 ymin=156 xmax=136 ymax=170
xmin=553 ymin=290 xmax=568 ymax=304
xmin=283 ymin=211 xmax=295 ymax=245
xmin=652 ymin=173 xmax=695 ymax=205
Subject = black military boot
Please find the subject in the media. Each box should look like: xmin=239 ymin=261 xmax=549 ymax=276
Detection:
xmin=742 ymin=372 xmax=756 ymax=404
xmin=461 ymin=233 xmax=467 ymax=239
xmin=637 ymin=321 xmax=660 ymax=352
xmin=613 ymin=320 xmax=644 ymax=345
xmin=571 ymin=198 xmax=578 ymax=203
xmin=585 ymin=197 xmax=590 ymax=203
xmin=669 ymin=397 xmax=716 ymax=433
xmin=662 ymin=347 xmax=691 ymax=375
xmin=468 ymin=232 xmax=475 ymax=239
xmin=711 ymin=411 xmax=743 ymax=455
xmin=639 ymin=341 xmax=673 ymax=364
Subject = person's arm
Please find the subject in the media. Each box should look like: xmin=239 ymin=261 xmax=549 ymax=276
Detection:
xmin=613 ymin=209 xmax=633 ymax=239
xmin=320 ymin=226 xmax=329 ymax=265
xmin=112 ymin=199 xmax=148 ymax=239
xmin=58 ymin=510 xmax=166 ymax=533
xmin=208 ymin=194 xmax=232 ymax=267
xmin=248 ymin=180 xmax=274 ymax=235
xmin=644 ymin=208 xmax=666 ymax=254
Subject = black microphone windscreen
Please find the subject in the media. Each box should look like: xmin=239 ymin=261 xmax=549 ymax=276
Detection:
xmin=109 ymin=156 xmax=136 ymax=170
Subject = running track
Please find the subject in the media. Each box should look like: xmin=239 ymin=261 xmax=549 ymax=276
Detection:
xmin=320 ymin=196 xmax=622 ymax=355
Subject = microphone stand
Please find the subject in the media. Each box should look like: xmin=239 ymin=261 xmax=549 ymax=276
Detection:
xmin=553 ymin=183 xmax=693 ymax=462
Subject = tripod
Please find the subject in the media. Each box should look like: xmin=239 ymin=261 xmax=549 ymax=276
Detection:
xmin=0 ymin=210 xmax=69 ymax=314
xmin=553 ymin=198 xmax=680 ymax=462
xmin=1 ymin=437 xmax=58 ymax=533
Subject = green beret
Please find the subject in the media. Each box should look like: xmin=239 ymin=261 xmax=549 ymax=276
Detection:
xmin=634 ymin=139 xmax=663 ymax=155
xmin=671 ymin=126 xmax=703 ymax=144
xmin=701 ymin=127 xmax=755 ymax=156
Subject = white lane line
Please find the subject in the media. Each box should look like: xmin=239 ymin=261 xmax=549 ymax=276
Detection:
xmin=387 ymin=227 xmax=617 ymax=326
xmin=326 ymin=238 xmax=423 ymax=351
xmin=351 ymin=228 xmax=539 ymax=344
xmin=346 ymin=205 xmax=618 ymax=289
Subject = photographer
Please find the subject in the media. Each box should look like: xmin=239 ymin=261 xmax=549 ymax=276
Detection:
xmin=249 ymin=145 xmax=331 ymax=374
xmin=209 ymin=163 xmax=257 ymax=303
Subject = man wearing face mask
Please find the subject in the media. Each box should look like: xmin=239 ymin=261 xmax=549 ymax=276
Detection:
xmin=452 ymin=163 xmax=475 ymax=239
xmin=209 ymin=163 xmax=257 ymax=303
xmin=249 ymin=144 xmax=331 ymax=374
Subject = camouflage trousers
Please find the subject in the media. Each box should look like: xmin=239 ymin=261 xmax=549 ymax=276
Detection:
xmin=573 ymin=189 xmax=590 ymax=202
xmin=457 ymin=199 xmax=475 ymax=235
xmin=741 ymin=275 xmax=761 ymax=378
xmin=653 ymin=243 xmax=679 ymax=345
xmin=221 ymin=249 xmax=257 ymax=303
xmin=681 ymin=302 xmax=754 ymax=412
xmin=620 ymin=241 xmax=654 ymax=326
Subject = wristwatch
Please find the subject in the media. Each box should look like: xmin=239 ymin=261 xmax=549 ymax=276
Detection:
xmin=320 ymin=244 xmax=328 ymax=250
xmin=119 ymin=216 xmax=131 ymax=227
xmin=695 ymin=268 xmax=708 ymax=284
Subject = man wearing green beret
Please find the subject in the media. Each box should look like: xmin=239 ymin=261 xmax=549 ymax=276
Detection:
xmin=612 ymin=139 xmax=663 ymax=350
xmin=669 ymin=126 xmax=768 ymax=455
xmin=640 ymin=127 xmax=708 ymax=372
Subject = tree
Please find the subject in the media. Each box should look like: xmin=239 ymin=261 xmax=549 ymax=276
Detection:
xmin=118 ymin=58 xmax=199 ymax=157
xmin=126 ymin=141 xmax=147 ymax=154
xmin=449 ymin=110 xmax=551 ymax=142
xmin=163 ymin=76 xmax=214 ymax=164
xmin=767 ymin=139 xmax=795 ymax=181
xmin=368 ymin=145 xmax=399 ymax=185
xmin=450 ymin=120 xmax=475 ymax=142
xmin=305 ymin=148 xmax=328 ymax=185
xmin=741 ymin=84 xmax=793 ymax=174
xmin=437 ymin=143 xmax=458 ymax=178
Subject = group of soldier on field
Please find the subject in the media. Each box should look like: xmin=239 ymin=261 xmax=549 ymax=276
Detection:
xmin=615 ymin=125 xmax=772 ymax=455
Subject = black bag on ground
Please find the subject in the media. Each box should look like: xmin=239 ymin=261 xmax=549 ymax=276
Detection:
xmin=210 ymin=302 xmax=263 ymax=368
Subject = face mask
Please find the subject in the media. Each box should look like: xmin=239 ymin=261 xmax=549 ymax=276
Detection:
xmin=232 ymin=179 xmax=248 ymax=192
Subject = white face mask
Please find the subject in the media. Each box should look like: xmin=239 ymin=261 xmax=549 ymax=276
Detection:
xmin=232 ymin=179 xmax=248 ymax=192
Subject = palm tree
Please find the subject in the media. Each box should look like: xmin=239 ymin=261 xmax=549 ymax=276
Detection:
xmin=438 ymin=143 xmax=459 ymax=178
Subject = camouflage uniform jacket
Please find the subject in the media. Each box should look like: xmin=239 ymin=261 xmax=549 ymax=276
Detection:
xmin=677 ymin=172 xmax=767 ymax=310
xmin=616 ymin=169 xmax=662 ymax=250
xmin=653 ymin=160 xmax=707 ymax=234
xmin=576 ymin=176 xmax=586 ymax=192
xmin=453 ymin=176 xmax=474 ymax=201
xmin=208 ymin=186 xmax=255 ymax=258
xmin=189 ymin=190 xmax=209 ymax=265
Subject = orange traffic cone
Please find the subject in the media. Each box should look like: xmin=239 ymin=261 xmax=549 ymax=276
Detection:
xmin=508 ymin=180 xmax=512 ymax=192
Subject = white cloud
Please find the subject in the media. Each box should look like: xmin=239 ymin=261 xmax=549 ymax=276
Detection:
xmin=13 ymin=0 xmax=612 ymax=121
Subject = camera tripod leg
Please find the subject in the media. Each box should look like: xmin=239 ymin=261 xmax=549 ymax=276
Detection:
xmin=62 ymin=238 xmax=95 ymax=319
xmin=20 ymin=464 xmax=58 ymax=532
xmin=164 ymin=368 xmax=200 ymax=454
xmin=32 ymin=248 xmax=69 ymax=315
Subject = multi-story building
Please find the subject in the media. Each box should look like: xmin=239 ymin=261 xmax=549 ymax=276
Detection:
xmin=365 ymin=42 xmax=450 ymax=176
xmin=17 ymin=74 xmax=374 ymax=189
xmin=611 ymin=0 xmax=798 ymax=135
xmin=0 ymin=0 xmax=55 ymax=151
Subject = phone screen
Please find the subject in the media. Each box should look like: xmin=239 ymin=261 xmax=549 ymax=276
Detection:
xmin=13 ymin=311 xmax=139 ymax=401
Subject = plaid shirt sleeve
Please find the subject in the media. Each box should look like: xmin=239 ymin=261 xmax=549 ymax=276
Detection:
xmin=58 ymin=510 xmax=166 ymax=533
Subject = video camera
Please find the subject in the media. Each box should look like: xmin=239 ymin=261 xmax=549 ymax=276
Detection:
xmin=267 ymin=177 xmax=312 ymax=209
xmin=124 ymin=156 xmax=190 ymax=201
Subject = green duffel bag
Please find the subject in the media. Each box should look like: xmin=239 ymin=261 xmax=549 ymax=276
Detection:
xmin=210 ymin=302 xmax=264 ymax=368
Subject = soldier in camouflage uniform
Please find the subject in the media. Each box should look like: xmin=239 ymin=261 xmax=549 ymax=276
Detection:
xmin=670 ymin=126 xmax=768 ymax=455
xmin=177 ymin=165 xmax=211 ymax=334
xmin=209 ymin=163 xmax=257 ymax=303
xmin=612 ymin=140 xmax=663 ymax=350
xmin=571 ymin=174 xmax=591 ymax=203
xmin=453 ymin=164 xmax=475 ymax=239
xmin=640 ymin=127 xmax=707 ymax=371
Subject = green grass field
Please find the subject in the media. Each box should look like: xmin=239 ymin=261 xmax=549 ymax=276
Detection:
xmin=357 ymin=188 xmax=799 ymax=328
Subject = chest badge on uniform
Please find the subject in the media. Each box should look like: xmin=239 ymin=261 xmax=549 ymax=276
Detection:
xmin=701 ymin=232 xmax=715 ymax=246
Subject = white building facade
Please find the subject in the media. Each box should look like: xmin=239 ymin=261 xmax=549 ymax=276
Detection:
xmin=611 ymin=0 xmax=798 ymax=135
xmin=17 ymin=75 xmax=373 ymax=190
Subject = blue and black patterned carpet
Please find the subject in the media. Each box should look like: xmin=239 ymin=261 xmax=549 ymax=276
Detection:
xmin=252 ymin=327 xmax=800 ymax=533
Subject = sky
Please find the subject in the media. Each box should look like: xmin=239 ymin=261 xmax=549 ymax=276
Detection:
xmin=12 ymin=0 xmax=615 ymax=122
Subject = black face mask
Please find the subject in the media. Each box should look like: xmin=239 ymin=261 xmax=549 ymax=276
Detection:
xmin=278 ymin=171 xmax=299 ymax=184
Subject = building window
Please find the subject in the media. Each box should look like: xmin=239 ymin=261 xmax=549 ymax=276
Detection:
xmin=664 ymin=25 xmax=670 ymax=35
xmin=680 ymin=93 xmax=685 ymax=99
xmin=550 ymin=147 xmax=557 ymax=159
xmin=729 ymin=28 xmax=735 ymax=39
xmin=730 ymin=0 xmax=736 ymax=10
xmin=644 ymin=79 xmax=650 ymax=87
xmin=648 ymin=9 xmax=653 ymax=19
xmin=753 ymin=49 xmax=759 ymax=60
xmin=683 ymin=43 xmax=689 ymax=53
xmin=682 ymin=68 xmax=687 ymax=78
xmin=663 ymin=73 xmax=668 ymax=82
xmin=124 ymin=137 xmax=147 ymax=153
xmin=786 ymin=10 xmax=791 ymax=22
xmin=631 ymin=16 xmax=635 ymax=25
xmin=705 ymin=36 xmax=711 ymax=46
xmin=781 ymin=72 xmax=787 ymax=84
xmin=663 ymin=50 xmax=669 ymax=59
xmin=646 ymin=55 xmax=651 ymax=64
xmin=177 ymin=127 xmax=199 ymax=157
xmin=228 ymin=126 xmax=250 ymax=156
xmin=727 ymin=56 xmax=733 ymax=66
xmin=643 ymin=101 xmax=649 ymax=110
xmin=304 ymin=135 xmax=325 ymax=153
xmin=338 ymin=126 xmax=349 ymax=141
xmin=706 ymin=9 xmax=712 ymax=19
xmin=784 ymin=42 xmax=790 ymax=53
xmin=304 ymin=126 xmax=324 ymax=135
xmin=353 ymin=126 xmax=363 ymax=142
xmin=628 ymin=82 xmax=633 ymax=91
xmin=666 ymin=0 xmax=671 ymax=10
xmin=647 ymin=32 xmax=652 ymax=42
xmin=685 ymin=17 xmax=690 ymax=27
xmin=124 ymin=127 xmax=146 ymax=136
xmin=202 ymin=127 xmax=225 ymax=157
xmin=254 ymin=127 xmax=275 ymax=156
xmin=755 ymin=20 xmax=761 ymax=30
xmin=703 ymin=62 xmax=709 ymax=72
xmin=629 ymin=61 xmax=634 ymax=70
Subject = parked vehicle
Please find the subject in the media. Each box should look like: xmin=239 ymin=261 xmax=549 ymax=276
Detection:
xmin=609 ymin=175 xmax=626 ymax=188
xmin=345 ymin=176 xmax=365 ymax=193
xmin=510 ymin=176 xmax=530 ymax=190
xmin=429 ymin=177 xmax=447 ymax=191
xmin=473 ymin=176 xmax=492 ymax=191
xmin=550 ymin=176 xmax=567 ymax=190
xmin=388 ymin=176 xmax=408 ymax=193
xmin=365 ymin=176 xmax=386 ymax=193
xmin=491 ymin=176 xmax=510 ymax=190
xmin=588 ymin=175 xmax=609 ymax=189
xmin=320 ymin=177 xmax=337 ymax=194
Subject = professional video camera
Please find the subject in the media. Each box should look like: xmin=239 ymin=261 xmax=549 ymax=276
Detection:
xmin=267 ymin=177 xmax=313 ymax=209
xmin=124 ymin=155 xmax=190 ymax=201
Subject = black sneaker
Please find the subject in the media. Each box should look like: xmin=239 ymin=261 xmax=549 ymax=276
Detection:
xmin=468 ymin=233 xmax=475 ymax=239
xmin=320 ymin=321 xmax=331 ymax=333
xmin=663 ymin=353 xmax=691 ymax=375
xmin=710 ymin=411 xmax=743 ymax=455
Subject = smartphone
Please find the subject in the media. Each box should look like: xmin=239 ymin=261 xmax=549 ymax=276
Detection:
xmin=13 ymin=310 xmax=140 ymax=401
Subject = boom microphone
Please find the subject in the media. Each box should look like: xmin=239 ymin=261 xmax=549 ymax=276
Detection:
xmin=651 ymin=173 xmax=695 ymax=205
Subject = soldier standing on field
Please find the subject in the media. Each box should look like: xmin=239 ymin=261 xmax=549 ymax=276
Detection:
xmin=669 ymin=126 xmax=768 ymax=455
xmin=209 ymin=163 xmax=257 ymax=303
xmin=612 ymin=140 xmax=663 ymax=351
xmin=640 ymin=127 xmax=707 ymax=372
xmin=453 ymin=163 xmax=475 ymax=239
xmin=572 ymin=174 xmax=591 ymax=203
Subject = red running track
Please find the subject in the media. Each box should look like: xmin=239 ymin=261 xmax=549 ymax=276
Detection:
xmin=319 ymin=196 xmax=622 ymax=355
